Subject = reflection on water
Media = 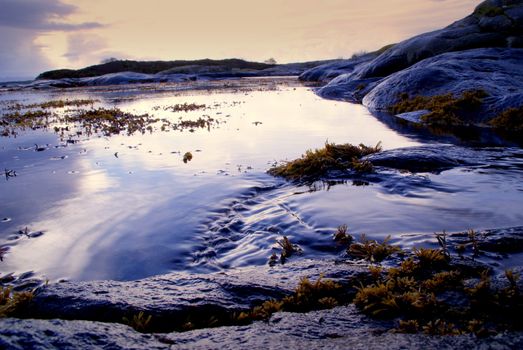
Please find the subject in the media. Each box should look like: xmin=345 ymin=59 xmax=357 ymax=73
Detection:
xmin=0 ymin=78 xmax=522 ymax=282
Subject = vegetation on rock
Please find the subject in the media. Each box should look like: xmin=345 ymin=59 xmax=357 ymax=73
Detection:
xmin=268 ymin=142 xmax=382 ymax=181
xmin=489 ymin=107 xmax=523 ymax=132
xmin=390 ymin=90 xmax=488 ymax=126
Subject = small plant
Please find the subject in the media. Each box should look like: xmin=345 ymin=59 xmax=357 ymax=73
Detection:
xmin=123 ymin=311 xmax=152 ymax=333
xmin=236 ymin=276 xmax=342 ymax=324
xmin=489 ymin=107 xmax=523 ymax=132
xmin=435 ymin=231 xmax=450 ymax=259
xmin=333 ymin=224 xmax=353 ymax=246
xmin=276 ymin=236 xmax=302 ymax=264
xmin=413 ymin=248 xmax=450 ymax=271
xmin=397 ymin=319 xmax=420 ymax=333
xmin=467 ymin=229 xmax=481 ymax=258
xmin=0 ymin=287 xmax=34 ymax=317
xmin=348 ymin=235 xmax=401 ymax=263
xmin=183 ymin=152 xmax=193 ymax=163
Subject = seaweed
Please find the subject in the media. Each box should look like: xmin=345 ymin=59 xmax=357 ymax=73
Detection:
xmin=390 ymin=90 xmax=488 ymax=126
xmin=268 ymin=141 xmax=381 ymax=181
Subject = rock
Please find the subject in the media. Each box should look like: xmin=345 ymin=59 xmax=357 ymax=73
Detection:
xmin=299 ymin=53 xmax=377 ymax=84
xmin=365 ymin=145 xmax=471 ymax=172
xmin=28 ymin=259 xmax=367 ymax=332
xmin=362 ymin=48 xmax=523 ymax=122
xmin=3 ymin=307 xmax=523 ymax=349
xmin=0 ymin=318 xmax=166 ymax=350
xmin=356 ymin=0 xmax=523 ymax=80
xmin=316 ymin=0 xmax=523 ymax=128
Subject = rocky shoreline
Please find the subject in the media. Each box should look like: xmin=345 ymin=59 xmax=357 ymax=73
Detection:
xmin=1 ymin=1 xmax=523 ymax=349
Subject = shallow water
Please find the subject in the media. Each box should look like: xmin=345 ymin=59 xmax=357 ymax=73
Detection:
xmin=0 ymin=78 xmax=522 ymax=282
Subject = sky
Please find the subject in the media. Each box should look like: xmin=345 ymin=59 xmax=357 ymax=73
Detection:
xmin=0 ymin=0 xmax=481 ymax=80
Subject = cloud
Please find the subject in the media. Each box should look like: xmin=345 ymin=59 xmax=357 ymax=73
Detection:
xmin=0 ymin=0 xmax=104 ymax=79
xmin=0 ymin=0 xmax=102 ymax=31
xmin=63 ymin=32 xmax=127 ymax=66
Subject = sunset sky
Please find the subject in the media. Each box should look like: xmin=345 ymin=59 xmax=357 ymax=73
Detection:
xmin=0 ymin=0 xmax=480 ymax=80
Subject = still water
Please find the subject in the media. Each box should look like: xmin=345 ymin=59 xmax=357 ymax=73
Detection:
xmin=0 ymin=78 xmax=522 ymax=282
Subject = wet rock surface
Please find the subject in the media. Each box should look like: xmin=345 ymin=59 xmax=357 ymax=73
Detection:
xmin=2 ymin=306 xmax=523 ymax=349
xmin=362 ymin=48 xmax=523 ymax=121
xmin=314 ymin=0 xmax=523 ymax=127
xmin=366 ymin=144 xmax=523 ymax=173
xmin=28 ymin=260 xmax=367 ymax=331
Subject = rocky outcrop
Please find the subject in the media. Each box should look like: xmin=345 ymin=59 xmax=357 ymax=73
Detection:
xmin=27 ymin=260 xmax=366 ymax=332
xmin=2 ymin=306 xmax=523 ymax=349
xmin=362 ymin=48 xmax=523 ymax=121
xmin=315 ymin=0 xmax=523 ymax=127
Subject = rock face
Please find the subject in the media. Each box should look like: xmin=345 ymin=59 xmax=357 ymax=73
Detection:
xmin=362 ymin=48 xmax=523 ymax=121
xmin=28 ymin=259 xmax=366 ymax=332
xmin=298 ymin=53 xmax=377 ymax=84
xmin=314 ymin=0 xmax=523 ymax=126
xmin=2 ymin=307 xmax=523 ymax=349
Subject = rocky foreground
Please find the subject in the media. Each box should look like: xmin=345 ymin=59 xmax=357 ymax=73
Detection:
xmin=2 ymin=223 xmax=523 ymax=349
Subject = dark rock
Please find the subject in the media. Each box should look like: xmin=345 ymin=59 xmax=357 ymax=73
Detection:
xmin=365 ymin=145 xmax=471 ymax=172
xmin=29 ymin=259 xmax=366 ymax=332
xmin=3 ymin=306 xmax=523 ymax=349
xmin=362 ymin=48 xmax=523 ymax=123
xmin=0 ymin=318 xmax=166 ymax=350
xmin=356 ymin=0 xmax=523 ymax=80
xmin=299 ymin=54 xmax=376 ymax=84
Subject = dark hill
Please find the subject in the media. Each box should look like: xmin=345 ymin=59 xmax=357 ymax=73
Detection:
xmin=37 ymin=59 xmax=275 ymax=80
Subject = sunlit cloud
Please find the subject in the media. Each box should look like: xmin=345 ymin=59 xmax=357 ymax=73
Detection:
xmin=0 ymin=0 xmax=481 ymax=79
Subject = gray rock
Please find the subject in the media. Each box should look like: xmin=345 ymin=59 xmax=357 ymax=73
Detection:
xmin=299 ymin=53 xmax=377 ymax=83
xmin=356 ymin=0 xmax=522 ymax=80
xmin=28 ymin=259 xmax=366 ymax=331
xmin=365 ymin=145 xmax=470 ymax=172
xmin=0 ymin=318 xmax=166 ymax=350
xmin=361 ymin=48 xmax=523 ymax=122
xmin=3 ymin=306 xmax=523 ymax=350
xmin=164 ymin=305 xmax=523 ymax=349
xmin=317 ymin=0 xmax=523 ymax=127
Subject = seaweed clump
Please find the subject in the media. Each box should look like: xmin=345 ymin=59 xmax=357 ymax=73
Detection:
xmin=0 ymin=287 xmax=34 ymax=318
xmin=236 ymin=276 xmax=344 ymax=323
xmin=489 ymin=107 xmax=523 ymax=133
xmin=390 ymin=90 xmax=488 ymax=126
xmin=268 ymin=141 xmax=382 ymax=181
xmin=66 ymin=108 xmax=159 ymax=136
xmin=354 ymin=243 xmax=523 ymax=335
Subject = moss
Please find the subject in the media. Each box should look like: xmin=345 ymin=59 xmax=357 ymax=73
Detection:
xmin=237 ymin=276 xmax=344 ymax=324
xmin=163 ymin=103 xmax=206 ymax=113
xmin=354 ymin=238 xmax=523 ymax=335
xmin=270 ymin=236 xmax=302 ymax=265
xmin=474 ymin=3 xmax=505 ymax=17
xmin=268 ymin=141 xmax=381 ymax=181
xmin=68 ymin=108 xmax=158 ymax=136
xmin=333 ymin=224 xmax=353 ymax=246
xmin=390 ymin=90 xmax=488 ymax=126
xmin=123 ymin=311 xmax=152 ymax=333
xmin=348 ymin=235 xmax=402 ymax=263
xmin=0 ymin=287 xmax=34 ymax=318
xmin=489 ymin=107 xmax=523 ymax=132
